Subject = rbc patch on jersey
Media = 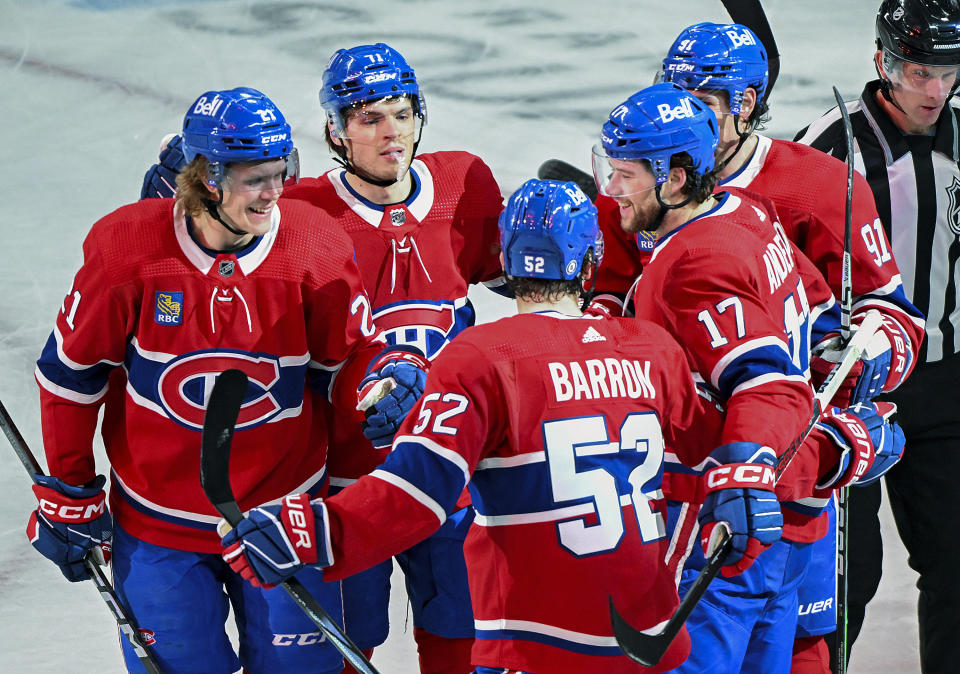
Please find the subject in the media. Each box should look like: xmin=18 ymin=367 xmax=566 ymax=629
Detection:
xmin=155 ymin=291 xmax=183 ymax=326
xmin=636 ymin=231 xmax=657 ymax=253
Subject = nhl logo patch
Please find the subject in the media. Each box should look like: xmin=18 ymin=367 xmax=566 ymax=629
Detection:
xmin=155 ymin=291 xmax=183 ymax=326
xmin=947 ymin=176 xmax=960 ymax=236
xmin=390 ymin=208 xmax=406 ymax=226
xmin=218 ymin=260 xmax=236 ymax=277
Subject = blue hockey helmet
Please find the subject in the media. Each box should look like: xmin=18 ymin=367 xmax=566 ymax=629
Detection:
xmin=182 ymin=88 xmax=294 ymax=164
xmin=660 ymin=22 xmax=768 ymax=116
xmin=320 ymin=43 xmax=426 ymax=136
xmin=500 ymin=179 xmax=601 ymax=281
xmin=596 ymin=83 xmax=718 ymax=186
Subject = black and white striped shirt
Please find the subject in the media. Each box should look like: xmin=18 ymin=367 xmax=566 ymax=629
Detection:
xmin=795 ymin=80 xmax=960 ymax=363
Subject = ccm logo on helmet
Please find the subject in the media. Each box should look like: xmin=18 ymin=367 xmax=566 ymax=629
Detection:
xmin=261 ymin=134 xmax=288 ymax=144
xmin=193 ymin=94 xmax=225 ymax=117
xmin=657 ymin=97 xmax=696 ymax=124
xmin=364 ymin=71 xmax=397 ymax=84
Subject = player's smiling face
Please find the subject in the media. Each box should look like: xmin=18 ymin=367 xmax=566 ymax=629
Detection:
xmin=340 ymin=96 xmax=417 ymax=183
xmin=604 ymin=158 xmax=661 ymax=234
xmin=218 ymin=158 xmax=285 ymax=235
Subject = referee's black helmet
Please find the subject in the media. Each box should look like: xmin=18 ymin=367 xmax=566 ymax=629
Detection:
xmin=877 ymin=0 xmax=960 ymax=66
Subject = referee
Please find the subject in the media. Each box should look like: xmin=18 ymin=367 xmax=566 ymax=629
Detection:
xmin=795 ymin=1 xmax=960 ymax=672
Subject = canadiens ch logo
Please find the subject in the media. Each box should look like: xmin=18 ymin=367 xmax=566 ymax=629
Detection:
xmin=218 ymin=260 xmax=236 ymax=277
xmin=947 ymin=176 xmax=960 ymax=236
xmin=155 ymin=292 xmax=183 ymax=326
xmin=390 ymin=208 xmax=406 ymax=226
xmin=157 ymin=352 xmax=282 ymax=430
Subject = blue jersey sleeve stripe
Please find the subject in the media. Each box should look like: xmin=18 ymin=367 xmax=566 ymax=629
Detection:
xmin=378 ymin=439 xmax=469 ymax=513
xmin=35 ymin=365 xmax=108 ymax=404
xmin=715 ymin=343 xmax=805 ymax=400
xmin=370 ymin=469 xmax=447 ymax=524
xmin=710 ymin=336 xmax=792 ymax=389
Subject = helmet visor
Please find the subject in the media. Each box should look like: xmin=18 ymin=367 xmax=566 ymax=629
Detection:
xmin=216 ymin=149 xmax=300 ymax=192
xmin=884 ymin=51 xmax=960 ymax=98
xmin=591 ymin=144 xmax=658 ymax=198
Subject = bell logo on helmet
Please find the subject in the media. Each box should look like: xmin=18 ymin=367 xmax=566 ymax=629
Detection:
xmin=726 ymin=28 xmax=756 ymax=48
xmin=193 ymin=94 xmax=225 ymax=117
xmin=657 ymin=97 xmax=695 ymax=123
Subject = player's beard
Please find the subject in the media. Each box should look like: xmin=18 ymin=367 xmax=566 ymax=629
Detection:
xmin=620 ymin=195 xmax=662 ymax=235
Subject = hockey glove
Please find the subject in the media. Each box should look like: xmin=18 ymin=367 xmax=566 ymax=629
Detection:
xmin=811 ymin=314 xmax=911 ymax=406
xmin=357 ymin=346 xmax=429 ymax=449
xmin=815 ymin=402 xmax=905 ymax=489
xmin=220 ymin=494 xmax=331 ymax=589
xmin=699 ymin=442 xmax=782 ymax=577
xmin=140 ymin=133 xmax=186 ymax=200
xmin=26 ymin=474 xmax=112 ymax=582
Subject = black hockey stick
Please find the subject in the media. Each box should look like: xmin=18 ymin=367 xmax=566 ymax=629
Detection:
xmin=0 ymin=399 xmax=164 ymax=674
xmin=200 ymin=369 xmax=380 ymax=674
xmin=537 ymin=159 xmax=598 ymax=201
xmin=833 ymin=83 xmax=856 ymax=674
xmin=610 ymin=309 xmax=882 ymax=666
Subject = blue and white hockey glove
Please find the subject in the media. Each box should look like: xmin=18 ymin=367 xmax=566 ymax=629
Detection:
xmin=815 ymin=402 xmax=905 ymax=489
xmin=220 ymin=494 xmax=331 ymax=589
xmin=26 ymin=474 xmax=112 ymax=582
xmin=699 ymin=442 xmax=782 ymax=577
xmin=811 ymin=314 xmax=911 ymax=406
xmin=140 ymin=133 xmax=186 ymax=200
xmin=357 ymin=346 xmax=429 ymax=449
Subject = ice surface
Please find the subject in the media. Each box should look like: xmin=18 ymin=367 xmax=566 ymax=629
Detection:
xmin=0 ymin=1 xmax=919 ymax=671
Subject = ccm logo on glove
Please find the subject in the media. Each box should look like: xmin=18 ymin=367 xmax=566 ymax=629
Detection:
xmin=705 ymin=464 xmax=775 ymax=490
xmin=34 ymin=485 xmax=106 ymax=522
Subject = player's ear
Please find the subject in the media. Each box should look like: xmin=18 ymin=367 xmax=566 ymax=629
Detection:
xmin=740 ymin=88 xmax=758 ymax=128
xmin=665 ymin=166 xmax=688 ymax=200
xmin=874 ymin=50 xmax=887 ymax=77
xmin=327 ymin=119 xmax=344 ymax=147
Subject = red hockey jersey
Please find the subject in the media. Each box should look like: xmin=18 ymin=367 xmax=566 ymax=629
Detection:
xmin=720 ymin=135 xmax=924 ymax=388
xmin=283 ymin=151 xmax=504 ymax=484
xmin=321 ymin=312 xmax=725 ymax=673
xmin=34 ymin=198 xmax=380 ymax=552
xmin=632 ymin=192 xmax=816 ymax=536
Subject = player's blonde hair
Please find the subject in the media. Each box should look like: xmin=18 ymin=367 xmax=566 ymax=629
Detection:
xmin=175 ymin=156 xmax=215 ymax=218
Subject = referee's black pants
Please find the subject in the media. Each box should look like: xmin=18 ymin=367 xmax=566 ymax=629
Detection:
xmin=826 ymin=353 xmax=960 ymax=674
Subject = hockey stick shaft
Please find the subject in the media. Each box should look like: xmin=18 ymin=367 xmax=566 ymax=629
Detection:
xmin=200 ymin=370 xmax=380 ymax=674
xmin=833 ymin=83 xmax=857 ymax=674
xmin=0 ymin=399 xmax=164 ymax=674
xmin=611 ymin=310 xmax=883 ymax=666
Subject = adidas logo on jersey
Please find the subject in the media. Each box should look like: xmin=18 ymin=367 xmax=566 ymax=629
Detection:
xmin=582 ymin=326 xmax=606 ymax=343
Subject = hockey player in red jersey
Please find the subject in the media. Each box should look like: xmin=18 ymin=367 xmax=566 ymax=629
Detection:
xmin=657 ymin=22 xmax=924 ymax=672
xmin=216 ymin=178 xmax=731 ymax=673
xmin=282 ymin=43 xmax=505 ymax=674
xmin=139 ymin=45 xmax=505 ymax=674
xmin=26 ymin=87 xmax=426 ymax=674
xmin=591 ymin=83 xmax=905 ymax=673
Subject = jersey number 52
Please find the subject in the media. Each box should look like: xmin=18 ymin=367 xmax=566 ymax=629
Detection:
xmin=544 ymin=412 xmax=665 ymax=557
